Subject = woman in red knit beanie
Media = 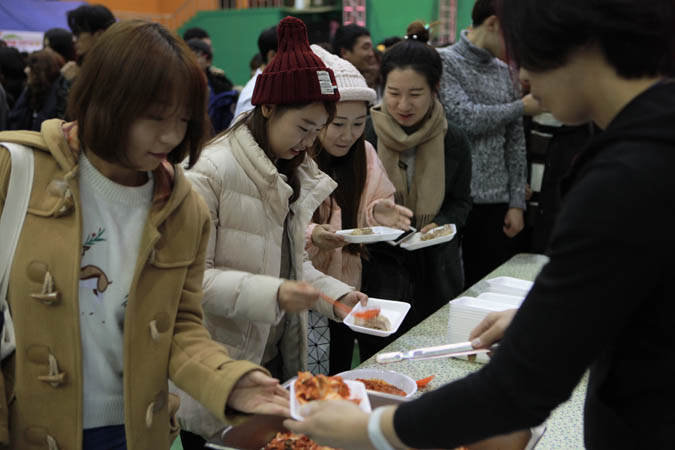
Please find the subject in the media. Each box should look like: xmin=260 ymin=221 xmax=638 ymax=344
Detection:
xmin=175 ymin=16 xmax=369 ymax=447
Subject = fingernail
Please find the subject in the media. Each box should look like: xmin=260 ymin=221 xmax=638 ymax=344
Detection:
xmin=471 ymin=338 xmax=482 ymax=348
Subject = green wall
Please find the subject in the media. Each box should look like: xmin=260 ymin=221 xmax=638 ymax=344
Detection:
xmin=366 ymin=0 xmax=436 ymax=47
xmin=179 ymin=8 xmax=281 ymax=86
xmin=179 ymin=0 xmax=476 ymax=86
xmin=367 ymin=0 xmax=475 ymax=46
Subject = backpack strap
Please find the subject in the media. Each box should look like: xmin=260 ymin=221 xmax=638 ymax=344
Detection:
xmin=0 ymin=142 xmax=35 ymax=360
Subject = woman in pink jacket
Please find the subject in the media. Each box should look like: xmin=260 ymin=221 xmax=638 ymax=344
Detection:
xmin=306 ymin=45 xmax=412 ymax=373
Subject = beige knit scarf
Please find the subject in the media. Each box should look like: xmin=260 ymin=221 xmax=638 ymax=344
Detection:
xmin=370 ymin=99 xmax=447 ymax=228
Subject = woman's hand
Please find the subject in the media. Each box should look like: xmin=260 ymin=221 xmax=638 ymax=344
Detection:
xmin=334 ymin=291 xmax=368 ymax=319
xmin=285 ymin=400 xmax=374 ymax=450
xmin=420 ymin=222 xmax=439 ymax=234
xmin=373 ymin=199 xmax=413 ymax=230
xmin=277 ymin=281 xmax=319 ymax=312
xmin=312 ymin=224 xmax=348 ymax=250
xmin=469 ymin=308 xmax=518 ymax=349
xmin=503 ymin=207 xmax=524 ymax=238
xmin=226 ymin=370 xmax=290 ymax=417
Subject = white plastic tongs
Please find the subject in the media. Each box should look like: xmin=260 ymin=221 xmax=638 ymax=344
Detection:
xmin=376 ymin=341 xmax=499 ymax=364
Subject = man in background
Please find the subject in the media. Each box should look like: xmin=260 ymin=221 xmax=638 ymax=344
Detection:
xmin=186 ymin=38 xmax=238 ymax=133
xmin=64 ymin=4 xmax=116 ymax=82
xmin=233 ymin=25 xmax=277 ymax=119
xmin=183 ymin=27 xmax=212 ymax=47
xmin=438 ymin=0 xmax=543 ymax=286
xmin=332 ymin=24 xmax=380 ymax=99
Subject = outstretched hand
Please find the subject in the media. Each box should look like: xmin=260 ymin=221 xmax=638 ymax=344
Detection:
xmin=284 ymin=400 xmax=374 ymax=450
xmin=312 ymin=224 xmax=348 ymax=250
xmin=335 ymin=291 xmax=369 ymax=319
xmin=373 ymin=199 xmax=413 ymax=230
xmin=469 ymin=308 xmax=518 ymax=349
xmin=226 ymin=370 xmax=290 ymax=417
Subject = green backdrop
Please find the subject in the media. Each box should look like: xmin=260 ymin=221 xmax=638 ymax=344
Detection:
xmin=179 ymin=0 xmax=476 ymax=94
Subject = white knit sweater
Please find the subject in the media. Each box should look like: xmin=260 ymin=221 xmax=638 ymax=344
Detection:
xmin=78 ymin=153 xmax=153 ymax=429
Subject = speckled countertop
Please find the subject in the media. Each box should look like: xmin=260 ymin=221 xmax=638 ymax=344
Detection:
xmin=358 ymin=253 xmax=587 ymax=449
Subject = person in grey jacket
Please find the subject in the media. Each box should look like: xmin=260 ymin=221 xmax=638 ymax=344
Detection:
xmin=438 ymin=0 xmax=543 ymax=286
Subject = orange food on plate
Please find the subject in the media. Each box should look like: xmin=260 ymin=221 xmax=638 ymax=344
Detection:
xmin=294 ymin=372 xmax=352 ymax=404
xmin=353 ymin=308 xmax=381 ymax=319
xmin=416 ymin=375 xmax=435 ymax=389
xmin=356 ymin=378 xmax=407 ymax=397
xmin=263 ymin=431 xmax=338 ymax=450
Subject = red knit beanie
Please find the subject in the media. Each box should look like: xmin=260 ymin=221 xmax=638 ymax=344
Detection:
xmin=252 ymin=16 xmax=340 ymax=105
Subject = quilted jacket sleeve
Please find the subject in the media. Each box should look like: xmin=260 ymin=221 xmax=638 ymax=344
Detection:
xmin=186 ymin=155 xmax=285 ymax=326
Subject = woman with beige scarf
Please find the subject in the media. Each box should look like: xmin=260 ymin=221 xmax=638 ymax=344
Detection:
xmin=361 ymin=21 xmax=472 ymax=357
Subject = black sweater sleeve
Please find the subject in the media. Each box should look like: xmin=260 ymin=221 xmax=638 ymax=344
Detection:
xmin=432 ymin=124 xmax=472 ymax=229
xmin=393 ymin=147 xmax=670 ymax=448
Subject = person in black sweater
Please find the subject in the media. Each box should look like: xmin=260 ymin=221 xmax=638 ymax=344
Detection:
xmin=285 ymin=1 xmax=675 ymax=449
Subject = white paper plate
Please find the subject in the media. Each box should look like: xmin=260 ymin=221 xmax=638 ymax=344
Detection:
xmin=483 ymin=276 xmax=534 ymax=297
xmin=400 ymin=224 xmax=457 ymax=251
xmin=336 ymin=226 xmax=403 ymax=244
xmin=344 ymin=298 xmax=411 ymax=337
xmin=290 ymin=378 xmax=371 ymax=421
xmin=337 ymin=368 xmax=417 ymax=399
xmin=526 ymin=424 xmax=547 ymax=450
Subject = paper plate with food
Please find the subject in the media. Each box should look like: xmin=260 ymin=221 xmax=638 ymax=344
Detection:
xmin=261 ymin=432 xmax=338 ymax=450
xmin=290 ymin=372 xmax=371 ymax=421
xmin=400 ymin=223 xmax=457 ymax=251
xmin=344 ymin=298 xmax=411 ymax=337
xmin=336 ymin=226 xmax=404 ymax=244
xmin=337 ymin=368 xmax=417 ymax=399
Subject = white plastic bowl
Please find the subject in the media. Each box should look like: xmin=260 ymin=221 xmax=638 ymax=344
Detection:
xmin=337 ymin=368 xmax=417 ymax=399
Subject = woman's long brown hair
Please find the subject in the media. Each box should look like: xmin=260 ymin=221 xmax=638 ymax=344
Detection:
xmin=312 ymin=134 xmax=367 ymax=255
xmin=26 ymin=49 xmax=64 ymax=110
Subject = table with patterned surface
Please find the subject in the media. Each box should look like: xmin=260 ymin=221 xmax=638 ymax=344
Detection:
xmin=357 ymin=253 xmax=587 ymax=450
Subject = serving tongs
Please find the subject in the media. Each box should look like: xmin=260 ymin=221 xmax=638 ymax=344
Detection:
xmin=376 ymin=341 xmax=499 ymax=364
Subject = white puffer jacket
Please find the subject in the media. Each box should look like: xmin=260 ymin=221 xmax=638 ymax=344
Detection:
xmin=174 ymin=124 xmax=352 ymax=438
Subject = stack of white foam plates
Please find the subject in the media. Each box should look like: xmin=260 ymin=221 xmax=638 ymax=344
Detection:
xmin=483 ymin=276 xmax=533 ymax=297
xmin=446 ymin=277 xmax=532 ymax=363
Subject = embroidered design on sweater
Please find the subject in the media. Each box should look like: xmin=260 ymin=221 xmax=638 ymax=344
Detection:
xmin=80 ymin=265 xmax=113 ymax=296
xmin=80 ymin=228 xmax=112 ymax=299
xmin=82 ymin=227 xmax=106 ymax=256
